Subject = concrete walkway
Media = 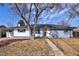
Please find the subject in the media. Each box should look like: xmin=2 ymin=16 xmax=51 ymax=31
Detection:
xmin=0 ymin=38 xmax=11 ymax=41
xmin=45 ymin=39 xmax=65 ymax=56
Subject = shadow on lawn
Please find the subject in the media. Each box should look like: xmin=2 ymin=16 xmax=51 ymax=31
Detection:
xmin=0 ymin=39 xmax=28 ymax=47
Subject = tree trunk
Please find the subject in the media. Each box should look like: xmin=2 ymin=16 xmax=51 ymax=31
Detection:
xmin=32 ymin=22 xmax=36 ymax=39
xmin=32 ymin=16 xmax=38 ymax=39
xmin=27 ymin=26 xmax=33 ymax=40
xmin=27 ymin=4 xmax=34 ymax=40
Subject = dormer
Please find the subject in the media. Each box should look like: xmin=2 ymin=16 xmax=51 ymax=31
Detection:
xmin=17 ymin=20 xmax=26 ymax=32
xmin=17 ymin=20 xmax=25 ymax=27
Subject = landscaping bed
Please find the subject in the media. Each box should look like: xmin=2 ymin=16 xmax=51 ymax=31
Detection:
xmin=0 ymin=39 xmax=54 ymax=56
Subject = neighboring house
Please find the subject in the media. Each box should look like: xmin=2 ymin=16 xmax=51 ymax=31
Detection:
xmin=5 ymin=20 xmax=76 ymax=38
xmin=0 ymin=25 xmax=7 ymax=38
xmin=73 ymin=27 xmax=79 ymax=38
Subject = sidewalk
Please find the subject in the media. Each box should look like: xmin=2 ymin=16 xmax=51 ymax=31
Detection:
xmin=0 ymin=37 xmax=30 ymax=41
xmin=45 ymin=39 xmax=65 ymax=56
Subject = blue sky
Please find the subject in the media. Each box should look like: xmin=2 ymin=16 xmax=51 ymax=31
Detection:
xmin=0 ymin=5 xmax=20 ymax=27
xmin=0 ymin=4 xmax=79 ymax=27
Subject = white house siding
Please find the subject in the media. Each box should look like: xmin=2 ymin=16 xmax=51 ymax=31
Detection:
xmin=35 ymin=31 xmax=43 ymax=37
xmin=52 ymin=30 xmax=73 ymax=38
xmin=13 ymin=30 xmax=30 ymax=37
xmin=6 ymin=29 xmax=73 ymax=38
xmin=57 ymin=31 xmax=70 ymax=38
xmin=46 ymin=30 xmax=73 ymax=38
xmin=6 ymin=32 xmax=13 ymax=38
xmin=46 ymin=31 xmax=51 ymax=38
xmin=40 ymin=31 xmax=44 ymax=37
xmin=70 ymin=31 xmax=73 ymax=37
xmin=35 ymin=30 xmax=52 ymax=38
xmin=30 ymin=30 xmax=73 ymax=38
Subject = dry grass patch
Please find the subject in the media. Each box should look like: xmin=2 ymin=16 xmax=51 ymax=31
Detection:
xmin=63 ymin=38 xmax=79 ymax=54
xmin=0 ymin=39 xmax=54 ymax=56
xmin=50 ymin=39 xmax=79 ymax=56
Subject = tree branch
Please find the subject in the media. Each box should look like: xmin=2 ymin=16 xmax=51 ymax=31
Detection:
xmin=14 ymin=3 xmax=31 ymax=29
xmin=28 ymin=3 xmax=32 ymax=24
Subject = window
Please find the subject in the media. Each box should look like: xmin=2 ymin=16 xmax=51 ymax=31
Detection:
xmin=64 ymin=30 xmax=68 ymax=35
xmin=64 ymin=30 xmax=68 ymax=33
xmin=18 ymin=28 xmax=26 ymax=32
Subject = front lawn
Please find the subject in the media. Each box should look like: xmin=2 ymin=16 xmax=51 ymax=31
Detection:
xmin=0 ymin=39 xmax=54 ymax=56
xmin=50 ymin=39 xmax=79 ymax=56
xmin=63 ymin=38 xmax=79 ymax=54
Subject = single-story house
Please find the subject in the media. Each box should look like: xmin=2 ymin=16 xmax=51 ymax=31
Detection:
xmin=5 ymin=20 xmax=77 ymax=39
xmin=6 ymin=24 xmax=76 ymax=38
xmin=0 ymin=20 xmax=78 ymax=39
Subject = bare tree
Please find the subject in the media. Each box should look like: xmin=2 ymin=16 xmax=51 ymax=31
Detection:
xmin=66 ymin=4 xmax=79 ymax=20
xmin=10 ymin=3 xmax=33 ymax=39
xmin=32 ymin=3 xmax=63 ymax=38
xmin=10 ymin=3 xmax=78 ymax=39
xmin=60 ymin=3 xmax=79 ymax=26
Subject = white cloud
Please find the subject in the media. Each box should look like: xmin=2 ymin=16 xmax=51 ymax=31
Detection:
xmin=49 ymin=8 xmax=69 ymax=20
xmin=38 ymin=7 xmax=69 ymax=24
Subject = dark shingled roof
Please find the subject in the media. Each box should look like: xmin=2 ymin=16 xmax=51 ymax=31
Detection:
xmin=0 ymin=25 xmax=7 ymax=31
xmin=0 ymin=25 xmax=6 ymax=28
xmin=0 ymin=24 xmax=75 ymax=31
xmin=31 ymin=24 xmax=76 ymax=30
xmin=18 ymin=20 xmax=25 ymax=26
